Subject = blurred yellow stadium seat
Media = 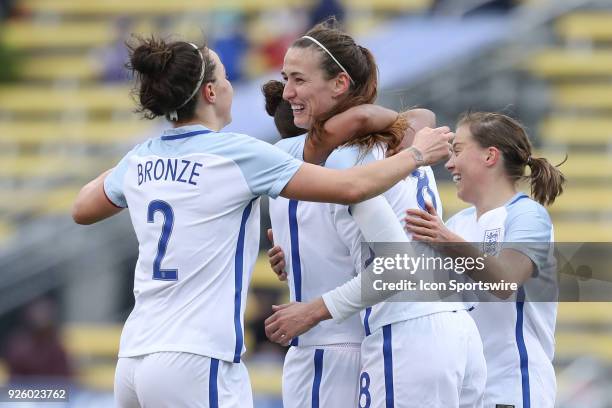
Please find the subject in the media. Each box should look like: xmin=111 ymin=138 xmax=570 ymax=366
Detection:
xmin=22 ymin=0 xmax=312 ymax=16
xmin=555 ymin=332 xmax=612 ymax=362
xmin=0 ymin=360 xmax=7 ymax=384
xmin=553 ymin=220 xmax=612 ymax=242
xmin=0 ymin=187 xmax=80 ymax=216
xmin=540 ymin=116 xmax=612 ymax=144
xmin=553 ymin=83 xmax=612 ymax=110
xmin=0 ymin=221 xmax=13 ymax=243
xmin=341 ymin=0 xmax=432 ymax=12
xmin=558 ymin=302 xmax=612 ymax=326
xmin=450 ymin=151 xmax=611 ymax=180
xmin=526 ymin=49 xmax=612 ymax=78
xmin=43 ymin=188 xmax=84 ymax=215
xmin=556 ymin=13 xmax=612 ymax=43
xmin=2 ymin=21 xmax=116 ymax=49
xmin=0 ymin=190 xmax=56 ymax=215
xmin=251 ymin=255 xmax=287 ymax=289
xmin=249 ymin=364 xmax=283 ymax=394
xmin=20 ymin=55 xmax=102 ymax=82
xmin=0 ymin=85 xmax=134 ymax=114
xmin=437 ymin=183 xmax=612 ymax=216
xmin=78 ymin=363 xmax=117 ymax=391
xmin=0 ymin=155 xmax=115 ymax=179
xmin=0 ymin=120 xmax=153 ymax=145
xmin=62 ymin=324 xmax=121 ymax=358
xmin=346 ymin=15 xmax=386 ymax=36
xmin=543 ymin=152 xmax=612 ymax=179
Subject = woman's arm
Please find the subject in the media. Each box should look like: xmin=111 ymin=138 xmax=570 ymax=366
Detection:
xmin=281 ymin=126 xmax=452 ymax=204
xmin=303 ymin=106 xmax=436 ymax=164
xmin=265 ymin=195 xmax=410 ymax=344
xmin=304 ymin=105 xmax=398 ymax=164
xmin=72 ymin=170 xmax=124 ymax=225
xmin=386 ymin=109 xmax=436 ymax=157
xmin=405 ymin=203 xmax=533 ymax=299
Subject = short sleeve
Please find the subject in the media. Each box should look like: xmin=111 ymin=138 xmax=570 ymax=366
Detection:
xmin=235 ymin=136 xmax=303 ymax=198
xmin=505 ymin=210 xmax=552 ymax=243
xmin=503 ymin=202 xmax=554 ymax=276
xmin=103 ymin=146 xmax=139 ymax=208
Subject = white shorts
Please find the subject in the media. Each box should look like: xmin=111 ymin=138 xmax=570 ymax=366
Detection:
xmin=359 ymin=310 xmax=486 ymax=408
xmin=114 ymin=352 xmax=253 ymax=408
xmin=282 ymin=343 xmax=361 ymax=408
xmin=484 ymin=344 xmax=556 ymax=408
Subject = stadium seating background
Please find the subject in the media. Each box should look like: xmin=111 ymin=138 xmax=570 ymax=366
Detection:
xmin=0 ymin=0 xmax=611 ymax=406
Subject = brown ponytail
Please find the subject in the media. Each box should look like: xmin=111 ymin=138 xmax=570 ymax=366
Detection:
xmin=527 ymin=156 xmax=566 ymax=206
xmin=458 ymin=112 xmax=566 ymax=206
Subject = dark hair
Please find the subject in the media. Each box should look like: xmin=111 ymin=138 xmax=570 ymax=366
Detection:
xmin=126 ymin=35 xmax=217 ymax=122
xmin=457 ymin=112 xmax=566 ymax=206
xmin=262 ymin=80 xmax=305 ymax=138
xmin=291 ymin=18 xmax=403 ymax=152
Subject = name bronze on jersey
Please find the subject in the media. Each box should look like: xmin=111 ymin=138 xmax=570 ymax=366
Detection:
xmin=137 ymin=158 xmax=203 ymax=186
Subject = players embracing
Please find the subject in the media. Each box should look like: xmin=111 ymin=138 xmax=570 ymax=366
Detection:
xmin=265 ymin=19 xmax=562 ymax=408
xmin=265 ymin=19 xmax=486 ymax=408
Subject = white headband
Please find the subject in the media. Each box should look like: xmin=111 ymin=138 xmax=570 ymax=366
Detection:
xmin=301 ymin=35 xmax=355 ymax=86
xmin=169 ymin=42 xmax=206 ymax=121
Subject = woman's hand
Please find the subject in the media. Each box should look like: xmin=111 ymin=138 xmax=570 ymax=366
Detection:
xmin=267 ymin=229 xmax=287 ymax=281
xmin=404 ymin=201 xmax=462 ymax=242
xmin=264 ymin=298 xmax=330 ymax=346
xmin=410 ymin=127 xmax=453 ymax=166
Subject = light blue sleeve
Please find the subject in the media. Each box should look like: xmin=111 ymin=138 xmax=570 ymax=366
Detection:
xmin=504 ymin=199 xmax=554 ymax=276
xmin=103 ymin=145 xmax=140 ymax=208
xmin=233 ymin=135 xmax=303 ymax=198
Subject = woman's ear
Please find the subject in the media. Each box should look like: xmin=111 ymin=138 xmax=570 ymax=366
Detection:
xmin=203 ymin=83 xmax=216 ymax=103
xmin=332 ymin=73 xmax=351 ymax=97
xmin=485 ymin=146 xmax=501 ymax=167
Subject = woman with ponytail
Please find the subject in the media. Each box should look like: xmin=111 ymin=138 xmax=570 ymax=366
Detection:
xmin=264 ymin=18 xmax=486 ymax=408
xmin=404 ymin=111 xmax=565 ymax=408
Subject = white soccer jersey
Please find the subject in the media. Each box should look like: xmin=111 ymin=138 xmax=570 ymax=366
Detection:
xmin=445 ymin=192 xmax=557 ymax=408
xmin=271 ymin=136 xmax=463 ymax=340
xmin=326 ymin=145 xmax=466 ymax=335
xmin=269 ymin=135 xmax=364 ymax=346
xmin=104 ymin=124 xmax=302 ymax=363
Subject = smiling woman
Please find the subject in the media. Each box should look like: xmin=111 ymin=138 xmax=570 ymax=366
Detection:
xmin=281 ymin=19 xmax=401 ymax=154
xmin=405 ymin=111 xmax=565 ymax=408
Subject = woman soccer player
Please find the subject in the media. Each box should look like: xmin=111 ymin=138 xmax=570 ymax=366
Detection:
xmin=405 ymin=112 xmax=564 ymax=408
xmin=264 ymin=80 xmax=439 ymax=407
xmin=264 ymin=20 xmax=486 ymax=408
xmin=71 ymin=36 xmax=452 ymax=408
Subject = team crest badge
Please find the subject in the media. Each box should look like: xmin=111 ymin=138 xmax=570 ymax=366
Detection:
xmin=483 ymin=228 xmax=501 ymax=256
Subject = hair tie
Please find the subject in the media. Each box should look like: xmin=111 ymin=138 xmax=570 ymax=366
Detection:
xmin=168 ymin=42 xmax=206 ymax=121
xmin=527 ymin=156 xmax=532 ymax=164
xmin=301 ymin=35 xmax=355 ymax=85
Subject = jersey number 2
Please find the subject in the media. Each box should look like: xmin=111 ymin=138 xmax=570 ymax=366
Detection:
xmin=147 ymin=200 xmax=178 ymax=281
